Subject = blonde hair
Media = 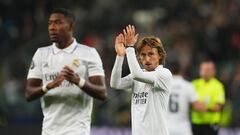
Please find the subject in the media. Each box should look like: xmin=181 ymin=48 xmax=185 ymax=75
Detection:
xmin=136 ymin=36 xmax=166 ymax=65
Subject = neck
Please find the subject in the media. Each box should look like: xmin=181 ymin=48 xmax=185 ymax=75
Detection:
xmin=55 ymin=37 xmax=74 ymax=49
xmin=203 ymin=77 xmax=213 ymax=82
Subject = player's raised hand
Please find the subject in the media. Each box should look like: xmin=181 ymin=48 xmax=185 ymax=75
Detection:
xmin=61 ymin=66 xmax=80 ymax=85
xmin=123 ymin=25 xmax=139 ymax=46
xmin=115 ymin=33 xmax=126 ymax=56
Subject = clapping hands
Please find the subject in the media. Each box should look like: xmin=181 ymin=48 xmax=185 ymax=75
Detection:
xmin=114 ymin=25 xmax=139 ymax=56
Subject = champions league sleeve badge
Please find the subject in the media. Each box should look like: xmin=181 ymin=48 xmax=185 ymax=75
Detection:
xmin=30 ymin=60 xmax=35 ymax=70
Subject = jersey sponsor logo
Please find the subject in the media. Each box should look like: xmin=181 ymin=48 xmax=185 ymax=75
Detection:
xmin=44 ymin=72 xmax=74 ymax=87
xmin=133 ymin=92 xmax=148 ymax=104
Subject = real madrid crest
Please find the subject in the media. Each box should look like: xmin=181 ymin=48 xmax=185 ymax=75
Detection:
xmin=72 ymin=58 xmax=80 ymax=69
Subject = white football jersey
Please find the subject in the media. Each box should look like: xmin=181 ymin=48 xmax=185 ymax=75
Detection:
xmin=167 ymin=75 xmax=198 ymax=135
xmin=27 ymin=39 xmax=104 ymax=135
xmin=110 ymin=47 xmax=172 ymax=135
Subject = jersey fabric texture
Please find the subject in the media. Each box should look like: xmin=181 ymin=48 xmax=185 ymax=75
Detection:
xmin=167 ymin=75 xmax=198 ymax=135
xmin=110 ymin=48 xmax=172 ymax=135
xmin=191 ymin=78 xmax=225 ymax=124
xmin=27 ymin=39 xmax=104 ymax=135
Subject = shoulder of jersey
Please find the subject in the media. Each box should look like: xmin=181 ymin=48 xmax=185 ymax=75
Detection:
xmin=76 ymin=43 xmax=95 ymax=52
xmin=212 ymin=78 xmax=224 ymax=86
xmin=183 ymin=79 xmax=194 ymax=88
xmin=37 ymin=43 xmax=95 ymax=53
xmin=37 ymin=44 xmax=52 ymax=52
xmin=161 ymin=67 xmax=173 ymax=76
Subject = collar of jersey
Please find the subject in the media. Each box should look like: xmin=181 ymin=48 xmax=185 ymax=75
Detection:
xmin=155 ymin=65 xmax=163 ymax=70
xmin=52 ymin=38 xmax=78 ymax=54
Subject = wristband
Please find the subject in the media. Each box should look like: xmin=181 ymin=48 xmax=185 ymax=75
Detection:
xmin=42 ymin=84 xmax=49 ymax=93
xmin=78 ymin=78 xmax=86 ymax=88
xmin=125 ymin=45 xmax=134 ymax=48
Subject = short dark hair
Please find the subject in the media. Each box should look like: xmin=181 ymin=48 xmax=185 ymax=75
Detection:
xmin=51 ymin=8 xmax=76 ymax=24
xmin=136 ymin=36 xmax=167 ymax=65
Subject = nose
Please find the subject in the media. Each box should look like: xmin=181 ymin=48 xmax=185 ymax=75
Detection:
xmin=48 ymin=23 xmax=56 ymax=32
xmin=146 ymin=56 xmax=150 ymax=62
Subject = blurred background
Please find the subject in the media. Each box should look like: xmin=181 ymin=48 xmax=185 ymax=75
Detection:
xmin=0 ymin=0 xmax=240 ymax=134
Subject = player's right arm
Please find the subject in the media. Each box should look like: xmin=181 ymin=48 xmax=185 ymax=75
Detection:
xmin=110 ymin=34 xmax=133 ymax=90
xmin=192 ymin=101 xmax=207 ymax=112
xmin=25 ymin=75 xmax=64 ymax=102
xmin=188 ymin=84 xmax=208 ymax=112
xmin=25 ymin=49 xmax=65 ymax=101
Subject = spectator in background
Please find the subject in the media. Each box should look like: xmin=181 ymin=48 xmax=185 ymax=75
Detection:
xmin=25 ymin=8 xmax=107 ymax=135
xmin=191 ymin=59 xmax=225 ymax=135
xmin=166 ymin=61 xmax=207 ymax=135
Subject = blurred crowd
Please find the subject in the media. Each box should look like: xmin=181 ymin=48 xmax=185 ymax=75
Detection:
xmin=0 ymin=0 xmax=240 ymax=129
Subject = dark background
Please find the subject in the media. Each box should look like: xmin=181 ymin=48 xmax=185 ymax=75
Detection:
xmin=0 ymin=0 xmax=240 ymax=134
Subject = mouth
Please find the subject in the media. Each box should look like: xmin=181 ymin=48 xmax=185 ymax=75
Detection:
xmin=145 ymin=63 xmax=152 ymax=67
xmin=49 ymin=33 xmax=58 ymax=41
xmin=49 ymin=33 xmax=57 ymax=37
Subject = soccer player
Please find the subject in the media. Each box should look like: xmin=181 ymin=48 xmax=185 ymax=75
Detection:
xmin=25 ymin=8 xmax=107 ymax=135
xmin=166 ymin=61 xmax=207 ymax=135
xmin=110 ymin=25 xmax=172 ymax=135
xmin=191 ymin=59 xmax=225 ymax=135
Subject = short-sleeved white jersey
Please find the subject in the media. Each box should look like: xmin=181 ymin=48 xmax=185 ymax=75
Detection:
xmin=27 ymin=39 xmax=104 ymax=135
xmin=166 ymin=75 xmax=198 ymax=135
xmin=110 ymin=47 xmax=172 ymax=135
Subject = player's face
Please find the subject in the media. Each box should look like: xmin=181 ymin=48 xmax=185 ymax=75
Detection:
xmin=139 ymin=45 xmax=161 ymax=71
xmin=48 ymin=13 xmax=72 ymax=43
xmin=200 ymin=62 xmax=216 ymax=80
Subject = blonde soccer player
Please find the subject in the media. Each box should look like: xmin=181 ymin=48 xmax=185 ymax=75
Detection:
xmin=110 ymin=25 xmax=172 ymax=135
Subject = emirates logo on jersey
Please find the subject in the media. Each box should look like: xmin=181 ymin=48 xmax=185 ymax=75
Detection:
xmin=133 ymin=92 xmax=149 ymax=104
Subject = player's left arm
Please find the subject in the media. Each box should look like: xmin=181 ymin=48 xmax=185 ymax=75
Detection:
xmin=208 ymin=84 xmax=225 ymax=112
xmin=208 ymin=103 xmax=224 ymax=112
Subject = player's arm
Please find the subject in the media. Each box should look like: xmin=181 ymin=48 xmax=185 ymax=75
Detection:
xmin=61 ymin=66 xmax=107 ymax=101
xmin=192 ymin=102 xmax=223 ymax=112
xmin=192 ymin=101 xmax=208 ymax=112
xmin=25 ymin=49 xmax=64 ymax=101
xmin=208 ymin=103 xmax=224 ymax=112
xmin=83 ymin=75 xmax=107 ymax=101
xmin=25 ymin=74 xmax=64 ymax=101
xmin=110 ymin=34 xmax=133 ymax=90
xmin=189 ymin=84 xmax=208 ymax=112
xmin=208 ymin=85 xmax=225 ymax=112
xmin=25 ymin=78 xmax=44 ymax=101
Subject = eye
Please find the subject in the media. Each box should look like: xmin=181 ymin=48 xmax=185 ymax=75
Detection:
xmin=148 ymin=52 xmax=154 ymax=56
xmin=140 ymin=53 xmax=146 ymax=57
xmin=55 ymin=20 xmax=63 ymax=24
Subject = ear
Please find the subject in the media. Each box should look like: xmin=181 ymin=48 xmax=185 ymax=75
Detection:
xmin=68 ymin=22 xmax=75 ymax=31
xmin=158 ymin=54 xmax=163 ymax=64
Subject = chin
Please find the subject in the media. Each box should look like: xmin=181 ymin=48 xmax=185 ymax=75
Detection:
xmin=50 ymin=38 xmax=58 ymax=43
xmin=145 ymin=67 xmax=154 ymax=71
